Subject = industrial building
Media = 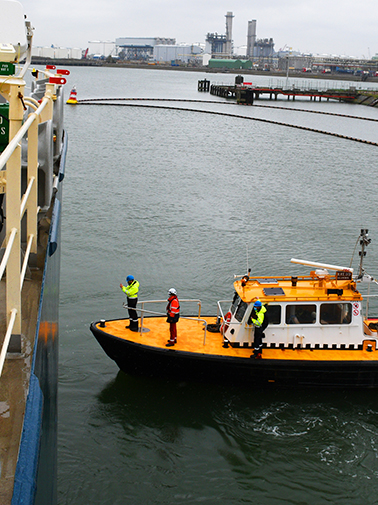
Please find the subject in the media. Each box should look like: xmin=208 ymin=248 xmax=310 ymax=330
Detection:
xmin=31 ymin=46 xmax=82 ymax=59
xmin=87 ymin=41 xmax=116 ymax=58
xmin=153 ymin=44 xmax=203 ymax=64
xmin=208 ymin=59 xmax=252 ymax=69
xmin=116 ymin=37 xmax=175 ymax=61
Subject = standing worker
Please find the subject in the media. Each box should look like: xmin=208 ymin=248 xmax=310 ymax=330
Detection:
xmin=120 ymin=275 xmax=139 ymax=331
xmin=248 ymin=300 xmax=268 ymax=359
xmin=166 ymin=288 xmax=180 ymax=347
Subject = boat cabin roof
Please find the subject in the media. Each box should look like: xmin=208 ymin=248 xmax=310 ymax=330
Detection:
xmin=234 ymin=270 xmax=362 ymax=304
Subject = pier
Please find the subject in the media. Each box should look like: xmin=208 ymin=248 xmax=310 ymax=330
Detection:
xmin=207 ymin=83 xmax=359 ymax=104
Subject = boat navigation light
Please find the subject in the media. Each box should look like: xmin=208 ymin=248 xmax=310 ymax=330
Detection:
xmin=290 ymin=258 xmax=353 ymax=273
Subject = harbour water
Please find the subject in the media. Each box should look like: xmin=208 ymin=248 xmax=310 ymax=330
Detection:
xmin=57 ymin=67 xmax=378 ymax=504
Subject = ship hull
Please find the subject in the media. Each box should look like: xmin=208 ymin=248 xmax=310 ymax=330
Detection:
xmin=90 ymin=320 xmax=378 ymax=389
xmin=11 ymin=132 xmax=67 ymax=505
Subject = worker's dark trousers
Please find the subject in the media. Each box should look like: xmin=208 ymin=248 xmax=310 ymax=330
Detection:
xmin=127 ymin=297 xmax=138 ymax=331
xmin=253 ymin=328 xmax=264 ymax=352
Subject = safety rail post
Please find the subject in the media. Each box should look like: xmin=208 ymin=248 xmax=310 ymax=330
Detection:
xmin=27 ymin=117 xmax=38 ymax=254
xmin=5 ymin=77 xmax=25 ymax=336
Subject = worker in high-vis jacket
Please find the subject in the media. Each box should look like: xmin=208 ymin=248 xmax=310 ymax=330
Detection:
xmin=120 ymin=275 xmax=139 ymax=331
xmin=166 ymin=288 xmax=180 ymax=346
xmin=248 ymin=300 xmax=268 ymax=359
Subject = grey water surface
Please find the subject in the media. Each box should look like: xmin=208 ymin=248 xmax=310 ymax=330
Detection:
xmin=58 ymin=67 xmax=378 ymax=504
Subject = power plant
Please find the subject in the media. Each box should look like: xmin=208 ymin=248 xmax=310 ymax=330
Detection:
xmin=206 ymin=11 xmax=274 ymax=65
xmin=206 ymin=11 xmax=235 ymax=57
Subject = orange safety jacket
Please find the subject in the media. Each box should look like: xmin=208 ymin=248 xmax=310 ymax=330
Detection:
xmin=167 ymin=295 xmax=180 ymax=323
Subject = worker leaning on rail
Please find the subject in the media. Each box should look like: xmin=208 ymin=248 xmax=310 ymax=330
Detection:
xmin=120 ymin=275 xmax=139 ymax=331
xmin=248 ymin=300 xmax=269 ymax=359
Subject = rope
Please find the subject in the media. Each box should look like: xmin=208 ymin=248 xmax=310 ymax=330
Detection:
xmin=75 ymin=99 xmax=378 ymax=147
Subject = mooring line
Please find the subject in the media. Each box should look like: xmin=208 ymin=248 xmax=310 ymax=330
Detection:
xmin=77 ymin=97 xmax=378 ymax=123
xmin=76 ymin=100 xmax=378 ymax=147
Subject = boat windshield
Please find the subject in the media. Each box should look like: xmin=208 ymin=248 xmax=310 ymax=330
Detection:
xmin=231 ymin=293 xmax=248 ymax=322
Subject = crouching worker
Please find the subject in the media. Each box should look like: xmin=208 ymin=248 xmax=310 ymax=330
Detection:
xmin=120 ymin=275 xmax=139 ymax=331
xmin=248 ymin=300 xmax=268 ymax=359
xmin=166 ymin=288 xmax=180 ymax=347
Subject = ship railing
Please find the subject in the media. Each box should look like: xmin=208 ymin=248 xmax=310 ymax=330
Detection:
xmin=0 ymin=70 xmax=61 ymax=377
xmin=216 ymin=300 xmax=233 ymax=321
xmin=123 ymin=299 xmax=214 ymax=345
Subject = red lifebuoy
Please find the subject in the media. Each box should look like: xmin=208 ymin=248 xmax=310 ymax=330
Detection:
xmin=220 ymin=312 xmax=232 ymax=335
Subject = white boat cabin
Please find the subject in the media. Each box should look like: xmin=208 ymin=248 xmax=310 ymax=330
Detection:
xmin=222 ymin=261 xmax=377 ymax=350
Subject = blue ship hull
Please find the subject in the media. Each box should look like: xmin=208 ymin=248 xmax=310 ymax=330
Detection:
xmin=11 ymin=132 xmax=67 ymax=505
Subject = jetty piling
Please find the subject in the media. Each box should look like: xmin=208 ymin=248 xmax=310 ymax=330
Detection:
xmin=198 ymin=79 xmax=210 ymax=92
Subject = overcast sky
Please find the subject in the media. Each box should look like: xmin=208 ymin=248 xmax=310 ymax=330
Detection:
xmin=20 ymin=0 xmax=378 ymax=58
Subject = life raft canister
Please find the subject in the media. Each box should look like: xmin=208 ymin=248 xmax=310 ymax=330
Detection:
xmin=220 ymin=312 xmax=232 ymax=335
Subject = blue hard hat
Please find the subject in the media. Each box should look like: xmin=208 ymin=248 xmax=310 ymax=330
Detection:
xmin=126 ymin=275 xmax=134 ymax=282
xmin=254 ymin=300 xmax=262 ymax=309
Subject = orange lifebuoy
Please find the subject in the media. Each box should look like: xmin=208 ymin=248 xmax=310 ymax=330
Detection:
xmin=220 ymin=312 xmax=232 ymax=335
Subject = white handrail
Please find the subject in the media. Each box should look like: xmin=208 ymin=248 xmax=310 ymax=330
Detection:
xmin=20 ymin=234 xmax=34 ymax=289
xmin=124 ymin=304 xmax=210 ymax=345
xmin=0 ymin=308 xmax=18 ymax=377
xmin=0 ymin=228 xmax=17 ymax=281
xmin=0 ymin=99 xmax=49 ymax=171
xmin=20 ymin=176 xmax=35 ymax=217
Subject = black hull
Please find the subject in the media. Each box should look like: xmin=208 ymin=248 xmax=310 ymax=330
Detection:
xmin=90 ymin=322 xmax=378 ymax=389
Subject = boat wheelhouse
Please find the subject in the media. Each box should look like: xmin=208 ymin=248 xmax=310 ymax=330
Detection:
xmin=223 ymin=262 xmax=367 ymax=351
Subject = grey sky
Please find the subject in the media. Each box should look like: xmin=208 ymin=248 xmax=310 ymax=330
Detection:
xmin=20 ymin=0 xmax=377 ymax=58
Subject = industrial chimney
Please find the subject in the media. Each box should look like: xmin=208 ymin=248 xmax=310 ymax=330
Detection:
xmin=225 ymin=11 xmax=234 ymax=56
xmin=247 ymin=20 xmax=257 ymax=58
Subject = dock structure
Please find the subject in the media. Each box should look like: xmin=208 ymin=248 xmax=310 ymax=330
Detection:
xmin=198 ymin=79 xmax=210 ymax=92
xmin=207 ymin=83 xmax=359 ymax=104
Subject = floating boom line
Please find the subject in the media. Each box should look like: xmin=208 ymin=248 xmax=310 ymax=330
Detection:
xmin=77 ymin=97 xmax=378 ymax=123
xmin=76 ymin=99 xmax=378 ymax=147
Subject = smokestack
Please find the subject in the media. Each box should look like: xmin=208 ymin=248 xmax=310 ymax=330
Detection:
xmin=225 ymin=11 xmax=234 ymax=56
xmin=247 ymin=20 xmax=257 ymax=58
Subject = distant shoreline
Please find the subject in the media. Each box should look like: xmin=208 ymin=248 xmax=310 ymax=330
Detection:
xmin=30 ymin=58 xmax=378 ymax=83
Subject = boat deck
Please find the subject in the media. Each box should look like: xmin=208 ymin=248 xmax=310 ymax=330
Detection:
xmin=0 ymin=270 xmax=42 ymax=505
xmin=96 ymin=317 xmax=378 ymax=362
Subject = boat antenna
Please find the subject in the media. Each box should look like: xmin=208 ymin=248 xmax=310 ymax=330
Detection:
xmin=246 ymin=243 xmax=249 ymax=273
xmin=357 ymin=228 xmax=371 ymax=278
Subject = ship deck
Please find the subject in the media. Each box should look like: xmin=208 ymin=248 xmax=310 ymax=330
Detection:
xmin=96 ymin=318 xmax=378 ymax=362
xmin=0 ymin=270 xmax=42 ymax=505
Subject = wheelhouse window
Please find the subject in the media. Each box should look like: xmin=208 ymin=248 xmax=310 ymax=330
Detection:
xmin=268 ymin=305 xmax=281 ymax=325
xmin=320 ymin=303 xmax=352 ymax=325
xmin=230 ymin=293 xmax=248 ymax=322
xmin=286 ymin=304 xmax=316 ymax=324
xmin=231 ymin=292 xmax=240 ymax=314
xmin=235 ymin=301 xmax=248 ymax=322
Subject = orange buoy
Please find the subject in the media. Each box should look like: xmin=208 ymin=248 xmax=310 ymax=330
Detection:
xmin=66 ymin=86 xmax=78 ymax=104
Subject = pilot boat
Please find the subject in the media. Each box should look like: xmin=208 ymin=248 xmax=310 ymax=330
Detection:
xmin=90 ymin=230 xmax=378 ymax=388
